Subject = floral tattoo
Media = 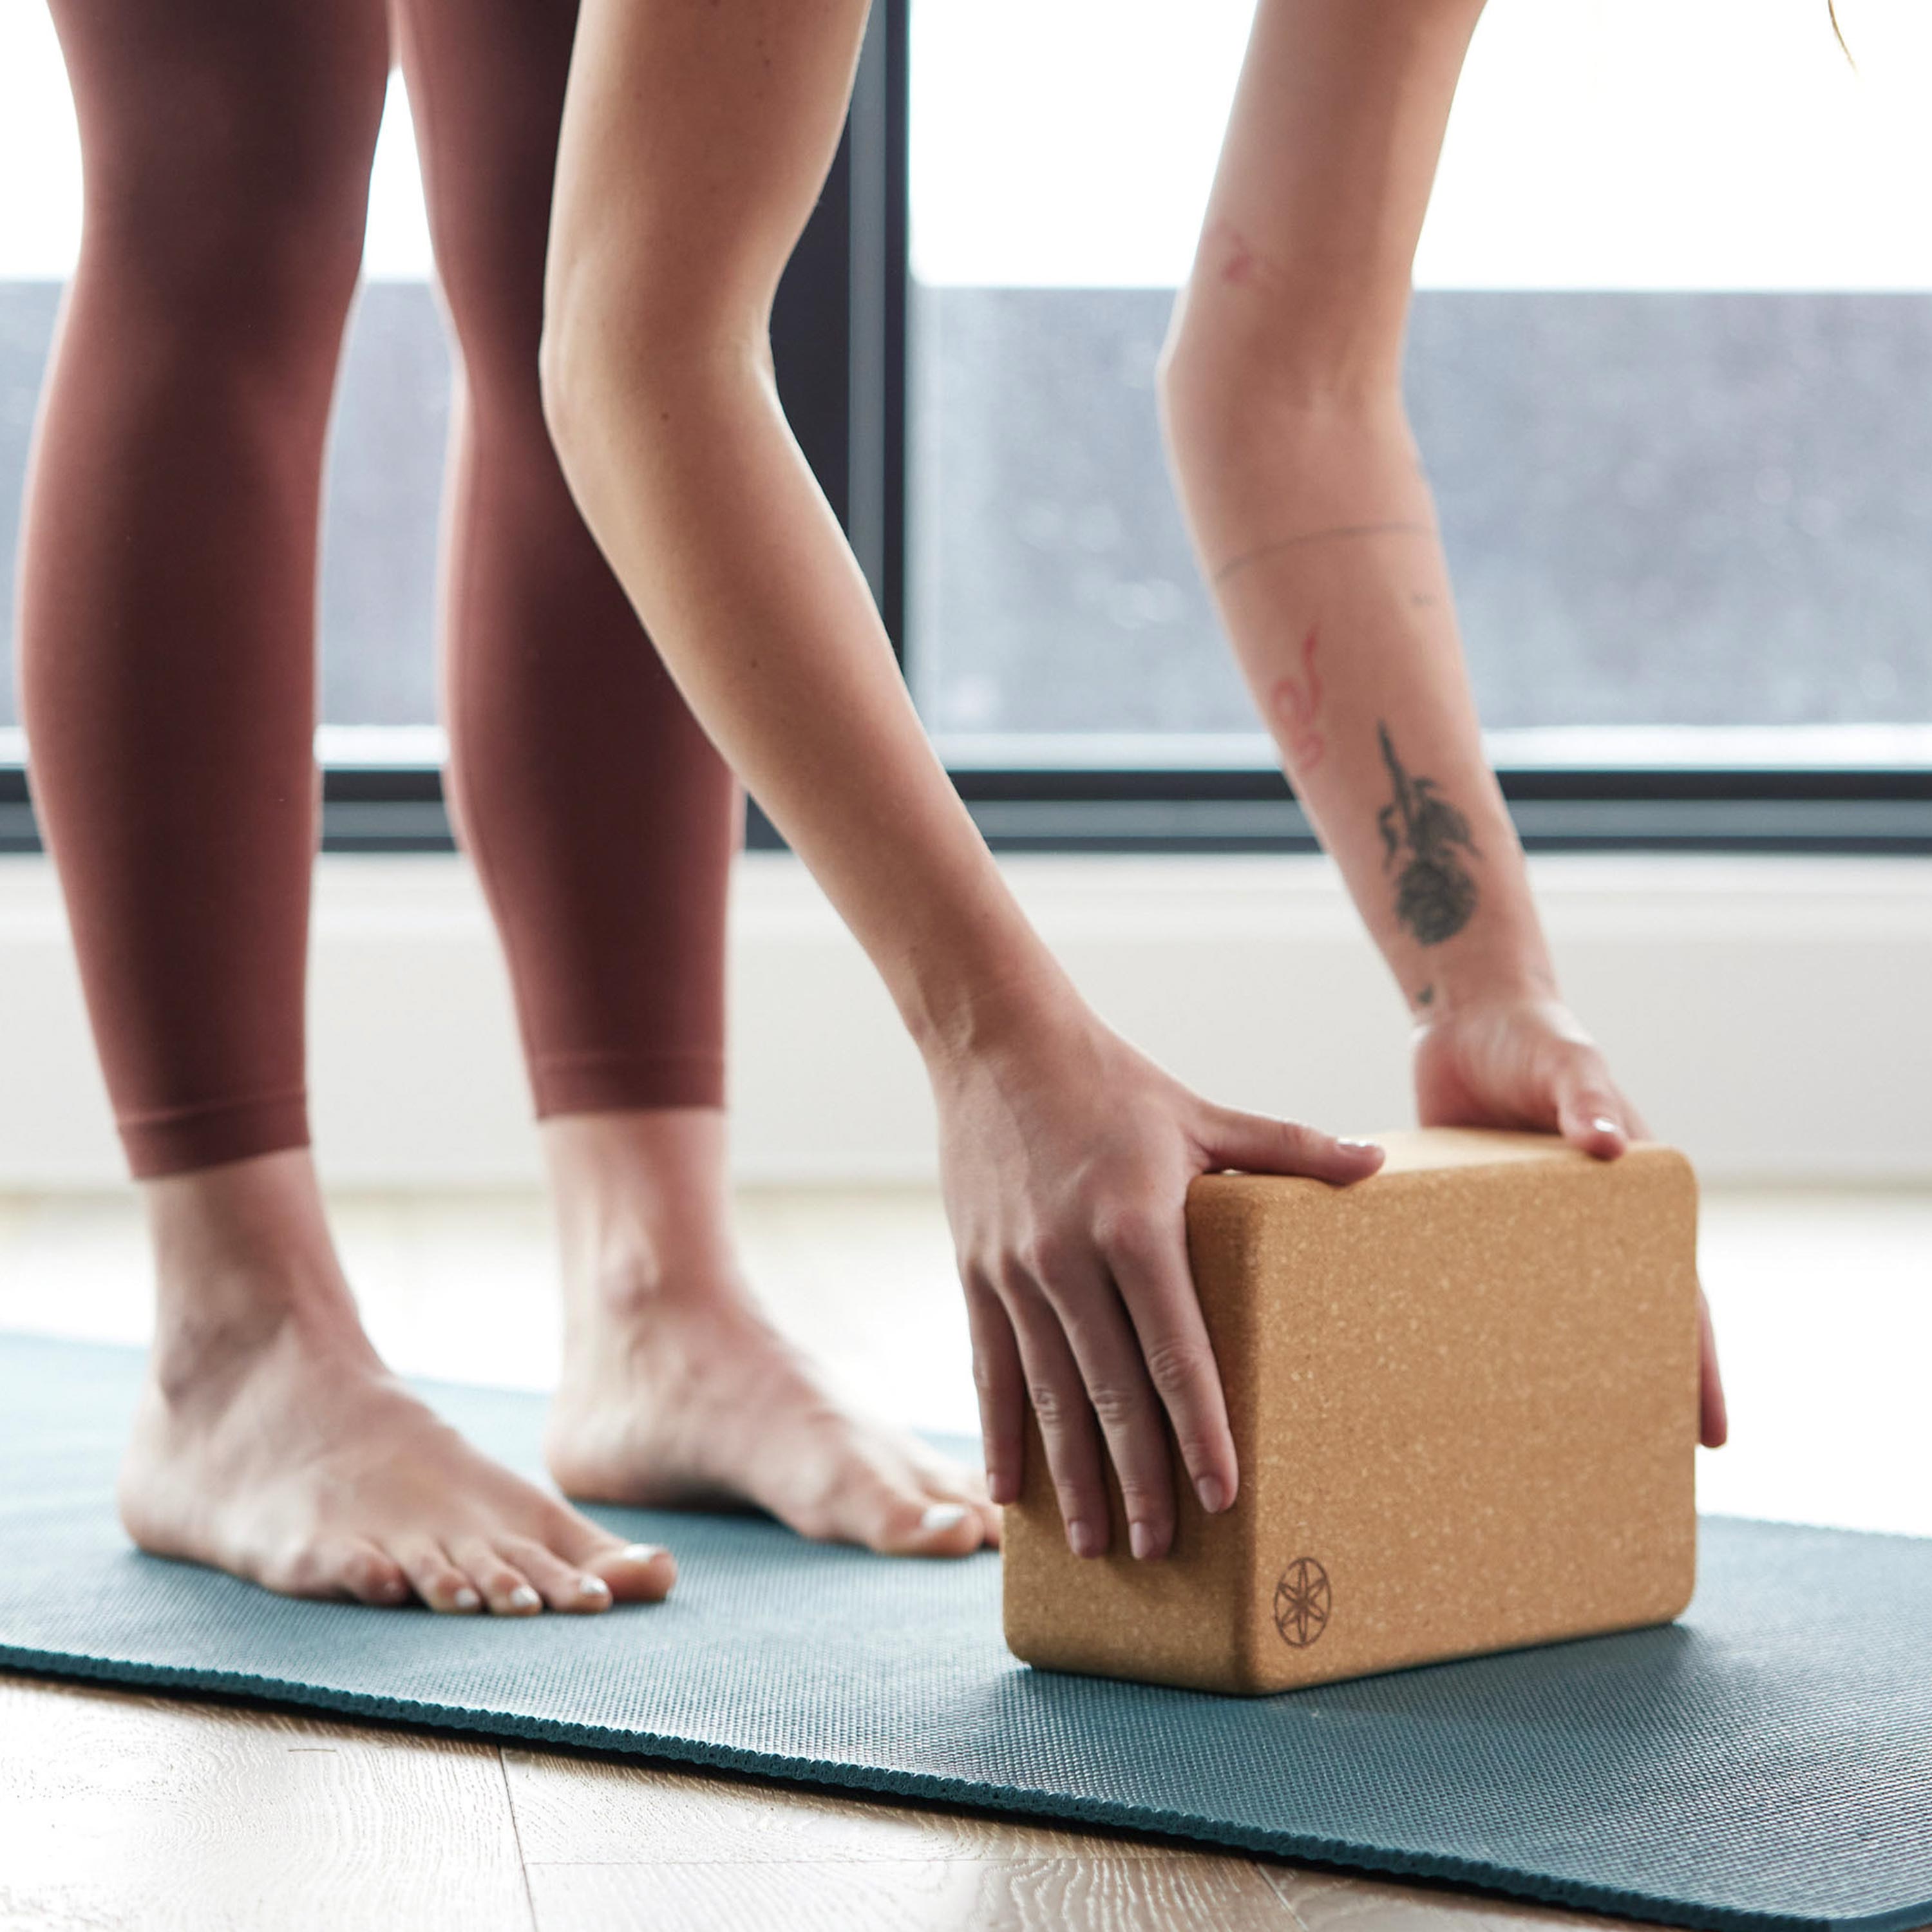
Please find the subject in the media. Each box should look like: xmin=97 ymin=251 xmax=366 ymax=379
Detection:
xmin=1376 ymin=723 xmax=1478 ymax=945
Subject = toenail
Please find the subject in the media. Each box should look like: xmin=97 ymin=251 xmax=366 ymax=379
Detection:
xmin=453 ymin=1586 xmax=482 ymax=1611
xmin=919 ymin=1503 xmax=969 ymax=1535
xmin=508 ymin=1585 xmax=542 ymax=1611
xmin=577 ymin=1576 xmax=610 ymax=1598
xmin=618 ymin=1543 xmax=666 ymax=1563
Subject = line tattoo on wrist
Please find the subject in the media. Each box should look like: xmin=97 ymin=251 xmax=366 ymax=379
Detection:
xmin=1376 ymin=723 xmax=1479 ymax=946
xmin=1211 ymin=522 xmax=1434 ymax=590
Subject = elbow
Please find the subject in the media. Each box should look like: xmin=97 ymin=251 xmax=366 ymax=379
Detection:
xmin=538 ymin=251 xmax=623 ymax=499
xmin=1157 ymin=290 xmax=1406 ymax=480
xmin=540 ymin=230 xmax=772 ymax=498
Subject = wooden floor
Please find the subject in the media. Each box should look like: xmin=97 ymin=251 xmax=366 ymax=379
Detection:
xmin=0 ymin=1670 xmax=1618 ymax=1932
xmin=1 ymin=1182 xmax=1927 ymax=1929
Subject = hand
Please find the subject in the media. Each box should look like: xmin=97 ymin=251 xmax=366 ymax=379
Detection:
xmin=928 ymin=1006 xmax=1384 ymax=1560
xmin=1412 ymin=991 xmax=1728 ymax=1448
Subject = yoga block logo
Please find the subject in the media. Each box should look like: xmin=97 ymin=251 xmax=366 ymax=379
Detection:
xmin=1273 ymin=1557 xmax=1332 ymax=1649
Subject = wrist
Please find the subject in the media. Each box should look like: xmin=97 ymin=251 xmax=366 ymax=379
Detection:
xmin=1402 ymin=926 xmax=1558 ymax=1022
xmin=906 ymin=952 xmax=1090 ymax=1079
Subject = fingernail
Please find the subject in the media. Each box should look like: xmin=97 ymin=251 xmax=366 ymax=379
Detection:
xmin=618 ymin=1543 xmax=666 ymax=1564
xmin=919 ymin=1503 xmax=969 ymax=1535
xmin=1592 ymin=1117 xmax=1622 ymax=1137
xmin=1338 ymin=1137 xmax=1381 ymax=1151
xmin=1067 ymin=1519 xmax=1101 ymax=1558
xmin=452 ymin=1586 xmax=482 ymax=1611
xmin=508 ymin=1585 xmax=542 ymax=1611
xmin=577 ymin=1575 xmax=611 ymax=1598
xmin=1129 ymin=1521 xmax=1159 ymax=1561
xmin=1195 ymin=1473 xmax=1227 ymax=1513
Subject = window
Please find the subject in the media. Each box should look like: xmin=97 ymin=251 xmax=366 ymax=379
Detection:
xmin=4 ymin=1 xmax=1930 ymax=853
xmin=904 ymin=0 xmax=1932 ymax=844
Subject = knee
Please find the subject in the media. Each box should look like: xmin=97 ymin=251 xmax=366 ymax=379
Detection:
xmin=82 ymin=82 xmax=378 ymax=349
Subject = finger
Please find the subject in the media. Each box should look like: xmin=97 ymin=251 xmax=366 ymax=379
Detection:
xmin=1697 ymin=1287 xmax=1728 ymax=1449
xmin=1101 ymin=1208 xmax=1238 ymax=1519
xmin=448 ymin=1535 xmax=543 ymax=1616
xmin=963 ymin=1274 xmax=1027 ymax=1507
xmin=1197 ymin=1108 xmax=1383 ymax=1183
xmin=496 ymin=1535 xmax=613 ymax=1614
xmin=1043 ymin=1266 xmax=1178 ymax=1561
xmin=1553 ymin=1062 xmax=1633 ymax=1160
xmin=390 ymin=1536 xmax=482 ymax=1615
xmin=1002 ymin=1285 xmax=1112 ymax=1558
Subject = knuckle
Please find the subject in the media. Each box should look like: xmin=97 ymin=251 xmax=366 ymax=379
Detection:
xmin=1141 ymin=1332 xmax=1215 ymax=1397
xmin=1016 ymin=1232 xmax=1076 ymax=1285
xmin=1096 ymin=1207 xmax=1168 ymax=1266
xmin=1084 ymin=1378 xmax=1150 ymax=1430
xmin=1027 ymin=1379 xmax=1077 ymax=1430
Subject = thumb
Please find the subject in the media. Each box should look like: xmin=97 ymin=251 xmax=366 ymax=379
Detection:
xmin=1553 ymin=1063 xmax=1632 ymax=1162
xmin=1197 ymin=1108 xmax=1385 ymax=1184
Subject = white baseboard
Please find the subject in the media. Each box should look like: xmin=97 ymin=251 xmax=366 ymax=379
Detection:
xmin=0 ymin=850 xmax=1926 ymax=1189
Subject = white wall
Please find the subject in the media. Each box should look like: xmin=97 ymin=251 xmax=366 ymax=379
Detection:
xmin=0 ymin=850 xmax=1926 ymax=1190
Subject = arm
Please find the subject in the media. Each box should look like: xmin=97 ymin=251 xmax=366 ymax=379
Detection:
xmin=1159 ymin=0 xmax=1726 ymax=1444
xmin=538 ymin=0 xmax=1383 ymax=1560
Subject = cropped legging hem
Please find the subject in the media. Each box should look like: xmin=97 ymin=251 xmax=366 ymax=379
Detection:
xmin=530 ymin=1050 xmax=726 ymax=1119
xmin=118 ymin=1088 xmax=312 ymax=1180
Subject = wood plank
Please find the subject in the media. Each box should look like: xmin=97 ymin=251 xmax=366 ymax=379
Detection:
xmin=502 ymin=1749 xmax=1208 ymax=1864
xmin=527 ymin=1857 xmax=1295 ymax=1932
xmin=1270 ymin=1864 xmax=1643 ymax=1932
xmin=0 ymin=1672 xmax=533 ymax=1932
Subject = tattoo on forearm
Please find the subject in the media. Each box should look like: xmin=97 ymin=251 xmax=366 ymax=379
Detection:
xmin=1375 ymin=723 xmax=1479 ymax=945
xmin=1265 ymin=625 xmax=1325 ymax=772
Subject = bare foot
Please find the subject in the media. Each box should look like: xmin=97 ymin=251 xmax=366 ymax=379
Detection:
xmin=121 ymin=1151 xmax=675 ymax=1614
xmin=542 ymin=1112 xmax=998 ymax=1558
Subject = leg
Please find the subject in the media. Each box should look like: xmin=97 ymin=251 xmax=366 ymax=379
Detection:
xmin=21 ymin=0 xmax=674 ymax=1607
xmin=392 ymin=0 xmax=992 ymax=1554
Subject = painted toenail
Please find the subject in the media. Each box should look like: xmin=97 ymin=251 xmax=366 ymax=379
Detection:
xmin=577 ymin=1575 xmax=610 ymax=1598
xmin=919 ymin=1504 xmax=968 ymax=1535
xmin=618 ymin=1543 xmax=666 ymax=1563
xmin=508 ymin=1585 xmax=542 ymax=1611
xmin=453 ymin=1587 xmax=482 ymax=1611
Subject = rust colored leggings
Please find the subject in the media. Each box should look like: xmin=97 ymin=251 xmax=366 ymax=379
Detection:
xmin=19 ymin=0 xmax=738 ymax=1178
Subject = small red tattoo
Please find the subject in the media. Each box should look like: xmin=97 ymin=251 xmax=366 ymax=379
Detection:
xmin=1267 ymin=625 xmax=1325 ymax=772
xmin=1206 ymin=218 xmax=1271 ymax=291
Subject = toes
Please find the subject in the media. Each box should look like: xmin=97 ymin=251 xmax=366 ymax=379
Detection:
xmin=549 ymin=1507 xmax=677 ymax=1604
xmin=584 ymin=1539 xmax=677 ymax=1604
xmin=335 ymin=1539 xmax=410 ymax=1607
xmin=391 ymin=1537 xmax=483 ymax=1615
xmin=884 ymin=1496 xmax=987 ymax=1558
xmin=495 ymin=1535 xmax=613 ymax=1615
xmin=447 ymin=1535 xmax=544 ymax=1616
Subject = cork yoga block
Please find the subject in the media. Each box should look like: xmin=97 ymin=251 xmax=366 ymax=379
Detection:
xmin=1002 ymin=1129 xmax=1701 ymax=1696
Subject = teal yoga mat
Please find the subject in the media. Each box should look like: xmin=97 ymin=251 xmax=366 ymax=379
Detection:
xmin=1 ymin=1331 xmax=1927 ymax=1932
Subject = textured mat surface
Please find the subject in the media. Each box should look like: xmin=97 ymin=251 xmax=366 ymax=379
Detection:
xmin=1 ymin=1332 xmax=1927 ymax=1932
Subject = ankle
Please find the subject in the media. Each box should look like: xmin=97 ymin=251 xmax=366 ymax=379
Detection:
xmin=542 ymin=1108 xmax=741 ymax=1316
xmin=142 ymin=1148 xmax=369 ymax=1399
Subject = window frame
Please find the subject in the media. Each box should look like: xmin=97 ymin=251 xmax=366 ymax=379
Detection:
xmin=3 ymin=0 xmax=1928 ymax=859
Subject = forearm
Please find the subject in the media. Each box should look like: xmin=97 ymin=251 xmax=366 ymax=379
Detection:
xmin=547 ymin=334 xmax=1071 ymax=1052
xmin=1167 ymin=384 xmax=1553 ymax=1015
xmin=1160 ymin=0 xmax=1544 ymax=1016
xmin=541 ymin=0 xmax=1074 ymax=1063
